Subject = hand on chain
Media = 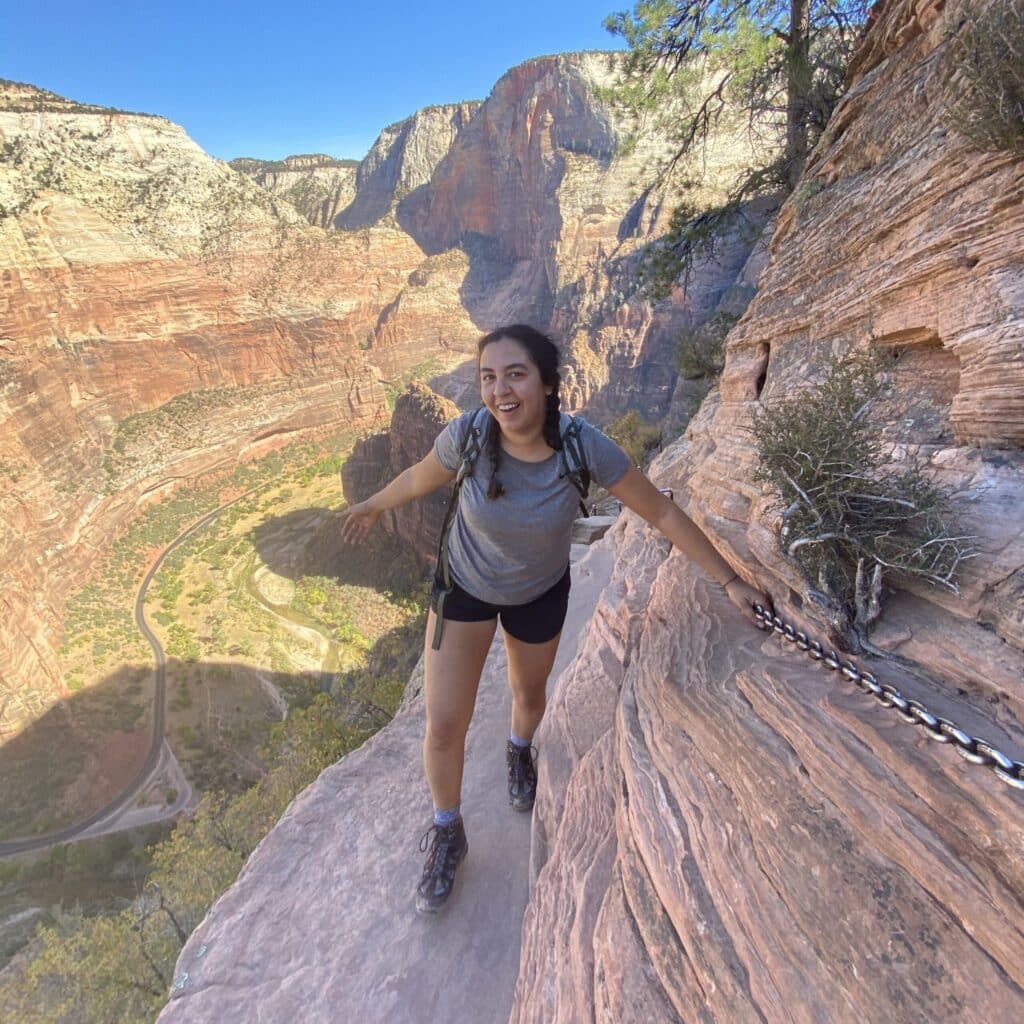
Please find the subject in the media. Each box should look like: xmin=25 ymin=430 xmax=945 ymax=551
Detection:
xmin=339 ymin=502 xmax=381 ymax=544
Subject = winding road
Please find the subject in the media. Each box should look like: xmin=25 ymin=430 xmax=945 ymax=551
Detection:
xmin=0 ymin=495 xmax=251 ymax=857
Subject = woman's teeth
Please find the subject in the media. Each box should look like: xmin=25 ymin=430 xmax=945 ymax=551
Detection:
xmin=497 ymin=402 xmax=520 ymax=411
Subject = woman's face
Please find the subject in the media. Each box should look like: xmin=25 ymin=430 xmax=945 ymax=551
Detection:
xmin=479 ymin=337 xmax=552 ymax=434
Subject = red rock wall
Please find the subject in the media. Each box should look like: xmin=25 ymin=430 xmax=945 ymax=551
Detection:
xmin=515 ymin=1 xmax=1024 ymax=1019
xmin=0 ymin=102 xmax=433 ymax=724
xmin=340 ymin=382 xmax=458 ymax=569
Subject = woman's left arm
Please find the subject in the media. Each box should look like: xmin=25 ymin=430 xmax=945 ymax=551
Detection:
xmin=606 ymin=467 xmax=765 ymax=614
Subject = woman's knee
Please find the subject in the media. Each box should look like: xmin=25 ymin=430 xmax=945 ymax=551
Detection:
xmin=508 ymin=676 xmax=547 ymax=709
xmin=424 ymin=714 xmax=470 ymax=751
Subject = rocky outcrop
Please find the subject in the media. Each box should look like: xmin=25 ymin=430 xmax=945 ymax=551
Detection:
xmin=337 ymin=103 xmax=480 ymax=230
xmin=231 ymin=154 xmax=358 ymax=228
xmin=514 ymin=0 xmax=1024 ymax=1020
xmin=341 ymin=383 xmax=458 ymax=568
xmin=396 ymin=52 xmax=763 ymax=422
xmin=157 ymin=540 xmax=618 ymax=1024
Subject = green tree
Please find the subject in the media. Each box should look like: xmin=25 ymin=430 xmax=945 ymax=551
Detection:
xmin=606 ymin=0 xmax=869 ymax=290
xmin=605 ymin=410 xmax=663 ymax=467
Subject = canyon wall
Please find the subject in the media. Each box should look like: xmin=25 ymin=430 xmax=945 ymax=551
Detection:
xmin=3 ymin=51 xmax=766 ymax=809
xmin=340 ymin=382 xmax=458 ymax=569
xmin=515 ymin=0 xmax=1024 ymax=1019
xmin=154 ymin=2 xmax=1023 ymax=1020
xmin=338 ymin=102 xmax=480 ymax=231
xmin=0 ymin=83 xmax=425 ymax=727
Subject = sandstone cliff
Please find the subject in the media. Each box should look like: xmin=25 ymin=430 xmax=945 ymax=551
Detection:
xmin=160 ymin=2 xmax=1023 ymax=1021
xmin=397 ymin=52 xmax=764 ymax=420
xmin=338 ymin=103 xmax=480 ymax=231
xmin=340 ymin=382 xmax=458 ymax=569
xmin=516 ymin=0 xmax=1024 ymax=1018
xmin=231 ymin=154 xmax=359 ymax=228
xmin=248 ymin=54 xmax=762 ymax=422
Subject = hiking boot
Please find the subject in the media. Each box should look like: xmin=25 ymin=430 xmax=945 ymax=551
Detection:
xmin=506 ymin=740 xmax=538 ymax=812
xmin=415 ymin=817 xmax=468 ymax=914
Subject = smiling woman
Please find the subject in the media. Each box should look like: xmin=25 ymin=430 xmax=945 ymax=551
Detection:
xmin=339 ymin=323 xmax=766 ymax=915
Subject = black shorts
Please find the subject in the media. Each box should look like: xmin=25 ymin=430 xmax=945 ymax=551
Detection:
xmin=431 ymin=565 xmax=571 ymax=644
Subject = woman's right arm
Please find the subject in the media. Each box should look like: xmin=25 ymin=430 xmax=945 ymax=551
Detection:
xmin=340 ymin=451 xmax=457 ymax=543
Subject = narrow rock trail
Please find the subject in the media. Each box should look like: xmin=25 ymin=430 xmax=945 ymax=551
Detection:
xmin=159 ymin=538 xmax=617 ymax=1024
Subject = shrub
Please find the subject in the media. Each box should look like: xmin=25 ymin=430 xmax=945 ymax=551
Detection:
xmin=605 ymin=410 xmax=663 ymax=467
xmin=751 ymin=352 xmax=975 ymax=650
xmin=946 ymin=0 xmax=1024 ymax=154
xmin=676 ymin=312 xmax=739 ymax=380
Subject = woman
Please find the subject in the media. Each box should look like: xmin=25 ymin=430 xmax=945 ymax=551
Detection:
xmin=340 ymin=324 xmax=762 ymax=914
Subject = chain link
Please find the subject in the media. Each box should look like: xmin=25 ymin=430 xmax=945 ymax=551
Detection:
xmin=753 ymin=605 xmax=1024 ymax=793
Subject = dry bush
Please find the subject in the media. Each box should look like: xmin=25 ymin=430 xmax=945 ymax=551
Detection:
xmin=751 ymin=352 xmax=975 ymax=650
xmin=946 ymin=0 xmax=1024 ymax=154
xmin=605 ymin=410 xmax=663 ymax=468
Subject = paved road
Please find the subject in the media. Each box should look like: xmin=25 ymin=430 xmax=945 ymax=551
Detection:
xmin=0 ymin=494 xmax=250 ymax=857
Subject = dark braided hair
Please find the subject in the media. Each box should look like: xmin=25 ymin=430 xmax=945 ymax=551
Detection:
xmin=478 ymin=324 xmax=564 ymax=501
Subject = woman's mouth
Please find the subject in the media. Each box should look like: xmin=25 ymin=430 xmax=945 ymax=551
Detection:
xmin=496 ymin=401 xmax=520 ymax=413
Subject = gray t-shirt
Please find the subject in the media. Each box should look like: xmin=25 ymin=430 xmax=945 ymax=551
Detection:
xmin=433 ymin=410 xmax=632 ymax=605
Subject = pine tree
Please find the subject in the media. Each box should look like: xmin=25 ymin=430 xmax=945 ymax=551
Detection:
xmin=606 ymin=0 xmax=869 ymax=290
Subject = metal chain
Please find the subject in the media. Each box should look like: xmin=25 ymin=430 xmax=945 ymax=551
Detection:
xmin=752 ymin=604 xmax=1024 ymax=793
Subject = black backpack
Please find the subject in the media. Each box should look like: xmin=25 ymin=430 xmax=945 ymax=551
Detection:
xmin=431 ymin=407 xmax=591 ymax=649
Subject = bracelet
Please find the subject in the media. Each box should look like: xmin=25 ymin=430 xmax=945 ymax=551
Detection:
xmin=720 ymin=573 xmax=740 ymax=588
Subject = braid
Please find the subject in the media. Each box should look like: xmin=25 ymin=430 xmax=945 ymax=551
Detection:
xmin=485 ymin=412 xmax=505 ymax=500
xmin=542 ymin=386 xmax=562 ymax=453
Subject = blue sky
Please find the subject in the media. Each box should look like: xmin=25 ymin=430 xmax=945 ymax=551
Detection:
xmin=2 ymin=1 xmax=626 ymax=162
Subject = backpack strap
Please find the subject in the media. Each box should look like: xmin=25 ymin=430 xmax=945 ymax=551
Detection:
xmin=558 ymin=413 xmax=591 ymax=515
xmin=431 ymin=408 xmax=490 ymax=650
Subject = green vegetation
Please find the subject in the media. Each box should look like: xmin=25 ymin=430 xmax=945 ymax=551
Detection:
xmin=751 ymin=352 xmax=975 ymax=649
xmin=103 ymin=387 xmax=247 ymax=485
xmin=945 ymin=0 xmax=1024 ymax=155
xmin=383 ymin=357 xmax=453 ymax=410
xmin=605 ymin=410 xmax=663 ymax=467
xmin=676 ymin=311 xmax=739 ymax=379
xmin=606 ymin=1 xmax=868 ymax=291
xmin=23 ymin=428 xmax=358 ymax=835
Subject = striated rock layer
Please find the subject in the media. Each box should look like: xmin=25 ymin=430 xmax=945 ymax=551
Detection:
xmin=230 ymin=154 xmax=359 ymax=228
xmin=0 ymin=83 xmax=431 ymax=726
xmin=518 ymin=512 xmax=1024 ymax=1022
xmin=515 ymin=1 xmax=1024 ymax=1021
xmin=338 ymin=103 xmax=480 ymax=231
xmin=156 ymin=4 xmax=1023 ymax=1020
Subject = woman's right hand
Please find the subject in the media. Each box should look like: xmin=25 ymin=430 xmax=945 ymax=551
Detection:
xmin=339 ymin=501 xmax=382 ymax=544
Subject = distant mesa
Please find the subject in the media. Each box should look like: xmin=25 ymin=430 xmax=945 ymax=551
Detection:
xmin=0 ymin=76 xmax=158 ymax=118
xmin=229 ymin=154 xmax=360 ymax=173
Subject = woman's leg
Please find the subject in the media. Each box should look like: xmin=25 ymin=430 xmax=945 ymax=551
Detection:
xmin=421 ymin=608 xmax=497 ymax=810
xmin=503 ymin=631 xmax=562 ymax=742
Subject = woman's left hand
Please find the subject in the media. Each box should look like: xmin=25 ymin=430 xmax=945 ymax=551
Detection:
xmin=723 ymin=577 xmax=769 ymax=617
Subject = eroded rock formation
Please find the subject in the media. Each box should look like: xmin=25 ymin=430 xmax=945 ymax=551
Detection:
xmin=516 ymin=0 xmax=1024 ymax=1019
xmin=338 ymin=103 xmax=480 ymax=231
xmin=340 ymin=382 xmax=458 ymax=569
xmin=0 ymin=82 xmax=424 ymax=726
